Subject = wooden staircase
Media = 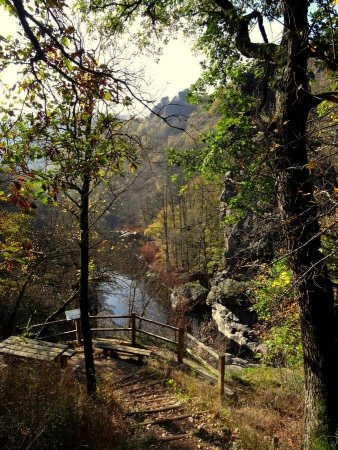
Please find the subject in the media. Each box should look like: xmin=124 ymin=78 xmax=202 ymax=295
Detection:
xmin=113 ymin=370 xmax=225 ymax=449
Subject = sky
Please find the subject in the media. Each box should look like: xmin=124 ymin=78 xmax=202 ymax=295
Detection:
xmin=0 ymin=11 xmax=203 ymax=103
xmin=140 ymin=37 xmax=203 ymax=101
xmin=0 ymin=9 xmax=283 ymax=103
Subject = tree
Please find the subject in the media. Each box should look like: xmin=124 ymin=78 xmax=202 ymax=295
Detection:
xmin=1 ymin=0 xmax=337 ymax=444
xmin=1 ymin=45 xmax=139 ymax=395
xmin=0 ymin=1 xmax=144 ymax=396
xmin=79 ymin=0 xmax=338 ymax=446
xmin=145 ymin=177 xmax=223 ymax=275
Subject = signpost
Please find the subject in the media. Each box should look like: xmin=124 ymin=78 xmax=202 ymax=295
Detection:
xmin=65 ymin=309 xmax=81 ymax=343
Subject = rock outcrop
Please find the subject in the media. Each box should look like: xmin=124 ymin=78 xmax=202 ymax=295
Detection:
xmin=170 ymin=281 xmax=209 ymax=314
xmin=170 ymin=275 xmax=259 ymax=356
xmin=206 ymin=276 xmax=259 ymax=355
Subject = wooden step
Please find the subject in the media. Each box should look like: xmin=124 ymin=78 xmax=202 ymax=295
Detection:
xmin=126 ymin=404 xmax=183 ymax=416
xmin=156 ymin=433 xmax=192 ymax=442
xmin=112 ymin=373 xmax=135 ymax=386
xmin=129 ymin=378 xmax=167 ymax=394
xmin=134 ymin=388 xmax=164 ymax=399
xmin=117 ymin=373 xmax=157 ymax=389
xmin=139 ymin=412 xmax=202 ymax=426
xmin=136 ymin=395 xmax=174 ymax=404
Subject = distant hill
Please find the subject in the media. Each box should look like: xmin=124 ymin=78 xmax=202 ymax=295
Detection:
xmin=102 ymin=89 xmax=218 ymax=228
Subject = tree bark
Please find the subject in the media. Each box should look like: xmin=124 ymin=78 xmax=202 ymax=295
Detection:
xmin=80 ymin=173 xmax=96 ymax=396
xmin=276 ymin=1 xmax=338 ymax=447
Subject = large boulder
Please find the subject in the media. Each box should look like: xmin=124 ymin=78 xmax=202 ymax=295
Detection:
xmin=207 ymin=277 xmax=258 ymax=355
xmin=170 ymin=281 xmax=209 ymax=313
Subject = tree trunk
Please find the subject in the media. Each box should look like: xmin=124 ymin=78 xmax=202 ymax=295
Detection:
xmin=277 ymin=1 xmax=338 ymax=447
xmin=80 ymin=174 xmax=96 ymax=396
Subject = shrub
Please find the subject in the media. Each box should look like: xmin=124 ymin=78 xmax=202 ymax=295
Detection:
xmin=251 ymin=258 xmax=302 ymax=368
xmin=139 ymin=242 xmax=158 ymax=264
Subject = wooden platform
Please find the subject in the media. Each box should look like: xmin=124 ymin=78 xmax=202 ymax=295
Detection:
xmin=0 ymin=336 xmax=71 ymax=368
xmin=96 ymin=342 xmax=151 ymax=364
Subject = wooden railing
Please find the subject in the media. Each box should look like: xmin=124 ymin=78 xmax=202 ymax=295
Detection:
xmin=24 ymin=313 xmax=227 ymax=396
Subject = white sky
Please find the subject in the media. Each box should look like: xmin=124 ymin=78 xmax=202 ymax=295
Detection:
xmin=0 ymin=11 xmax=202 ymax=102
xmin=0 ymin=10 xmax=283 ymax=103
xmin=140 ymin=38 xmax=203 ymax=101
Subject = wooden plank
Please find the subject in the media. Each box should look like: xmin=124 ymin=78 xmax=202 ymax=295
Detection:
xmin=95 ymin=343 xmax=151 ymax=356
xmin=126 ymin=404 xmax=183 ymax=415
xmin=90 ymin=315 xmax=131 ymax=319
xmin=116 ymin=373 xmax=157 ymax=389
xmin=91 ymin=328 xmax=131 ymax=332
xmin=129 ymin=378 xmax=167 ymax=394
xmin=112 ymin=373 xmax=135 ymax=386
xmin=136 ymin=395 xmax=171 ymax=404
xmin=0 ymin=344 xmax=61 ymax=359
xmin=134 ymin=389 xmax=164 ymax=399
xmin=136 ymin=316 xmax=179 ymax=331
xmin=0 ymin=342 xmax=66 ymax=359
xmin=186 ymin=333 xmax=219 ymax=359
xmin=0 ymin=348 xmax=55 ymax=361
xmin=156 ymin=433 xmax=191 ymax=442
xmin=62 ymin=349 xmax=76 ymax=357
xmin=0 ymin=337 xmax=68 ymax=363
xmin=24 ymin=319 xmax=68 ymax=330
xmin=1 ymin=336 xmax=67 ymax=350
xmin=37 ymin=330 xmax=76 ymax=340
xmin=139 ymin=412 xmax=202 ymax=426
xmin=0 ymin=342 xmax=66 ymax=356
xmin=185 ymin=348 xmax=218 ymax=376
xmin=137 ymin=329 xmax=177 ymax=345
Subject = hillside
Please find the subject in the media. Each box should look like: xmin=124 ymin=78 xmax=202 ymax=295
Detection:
xmin=102 ymin=89 xmax=219 ymax=228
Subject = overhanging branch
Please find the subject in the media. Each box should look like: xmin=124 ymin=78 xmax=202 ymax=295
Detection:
xmin=213 ymin=0 xmax=278 ymax=62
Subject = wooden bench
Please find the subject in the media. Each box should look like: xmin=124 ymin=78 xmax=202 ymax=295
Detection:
xmin=59 ymin=348 xmax=76 ymax=369
xmin=96 ymin=342 xmax=151 ymax=364
xmin=62 ymin=348 xmax=76 ymax=358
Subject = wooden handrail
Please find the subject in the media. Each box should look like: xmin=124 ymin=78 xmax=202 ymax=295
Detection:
xmin=136 ymin=316 xmax=179 ymax=331
xmin=137 ymin=329 xmax=177 ymax=345
xmin=186 ymin=332 xmax=219 ymax=360
xmin=36 ymin=330 xmax=76 ymax=340
xmin=91 ymin=327 xmax=132 ymax=332
xmin=24 ymin=318 xmax=69 ymax=329
xmin=18 ymin=312 xmax=226 ymax=397
xmin=89 ymin=315 xmax=132 ymax=320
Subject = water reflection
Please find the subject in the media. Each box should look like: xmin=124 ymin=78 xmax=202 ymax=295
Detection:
xmin=102 ymin=274 xmax=169 ymax=326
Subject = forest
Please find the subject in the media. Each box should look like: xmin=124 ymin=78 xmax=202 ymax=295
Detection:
xmin=0 ymin=1 xmax=337 ymax=449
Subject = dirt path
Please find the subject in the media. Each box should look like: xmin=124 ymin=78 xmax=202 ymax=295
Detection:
xmin=69 ymin=341 xmax=232 ymax=449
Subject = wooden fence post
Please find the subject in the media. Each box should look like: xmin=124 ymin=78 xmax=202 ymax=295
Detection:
xmin=75 ymin=318 xmax=82 ymax=344
xmin=177 ymin=327 xmax=185 ymax=364
xmin=131 ymin=313 xmax=136 ymax=346
xmin=218 ymin=354 xmax=225 ymax=397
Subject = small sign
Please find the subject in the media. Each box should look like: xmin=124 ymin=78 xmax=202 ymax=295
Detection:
xmin=65 ymin=308 xmax=81 ymax=321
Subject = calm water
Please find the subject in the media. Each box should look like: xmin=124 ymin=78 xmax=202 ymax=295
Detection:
xmin=102 ymin=274 xmax=169 ymax=326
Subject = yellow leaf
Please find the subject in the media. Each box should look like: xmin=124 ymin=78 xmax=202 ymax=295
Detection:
xmin=305 ymin=161 xmax=316 ymax=170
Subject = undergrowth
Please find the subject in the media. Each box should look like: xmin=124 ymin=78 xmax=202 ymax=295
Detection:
xmin=162 ymin=359 xmax=304 ymax=449
xmin=1 ymin=349 xmax=305 ymax=449
xmin=0 ymin=363 xmax=148 ymax=450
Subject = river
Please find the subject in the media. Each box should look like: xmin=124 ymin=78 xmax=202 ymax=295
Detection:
xmin=102 ymin=274 xmax=170 ymax=326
